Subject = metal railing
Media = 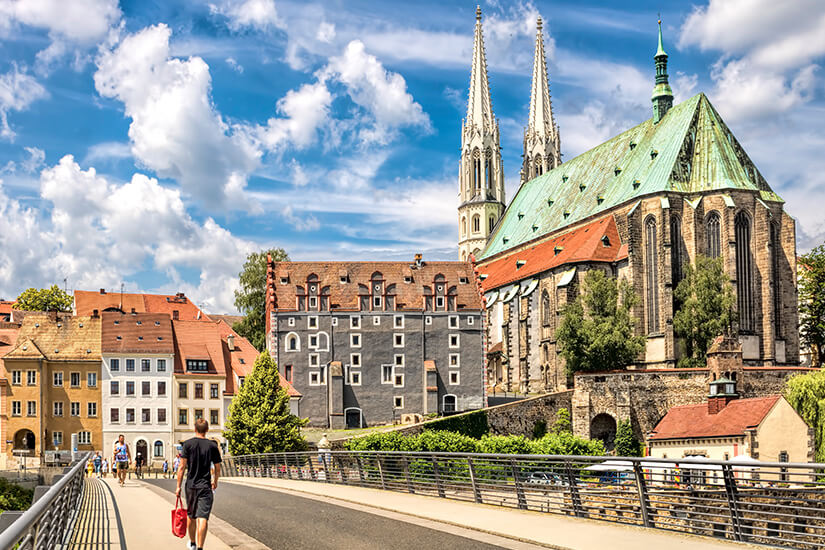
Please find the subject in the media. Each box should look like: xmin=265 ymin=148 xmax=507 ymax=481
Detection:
xmin=224 ymin=451 xmax=825 ymax=549
xmin=0 ymin=452 xmax=90 ymax=550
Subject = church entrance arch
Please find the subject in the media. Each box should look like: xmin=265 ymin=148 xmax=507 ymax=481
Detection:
xmin=13 ymin=429 xmax=35 ymax=451
xmin=590 ymin=414 xmax=617 ymax=451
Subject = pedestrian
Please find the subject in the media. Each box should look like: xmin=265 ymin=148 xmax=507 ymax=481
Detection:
xmin=113 ymin=435 xmax=131 ymax=487
xmin=102 ymin=458 xmax=109 ymax=478
xmin=173 ymin=453 xmax=181 ymax=475
xmin=93 ymin=452 xmax=102 ymax=476
xmin=135 ymin=452 xmax=144 ymax=479
xmin=176 ymin=418 xmax=222 ymax=550
xmin=87 ymin=458 xmax=94 ymax=477
xmin=162 ymin=459 xmax=169 ymax=478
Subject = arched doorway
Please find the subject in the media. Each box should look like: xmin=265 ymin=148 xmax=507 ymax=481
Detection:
xmin=590 ymin=414 xmax=617 ymax=451
xmin=344 ymin=408 xmax=362 ymax=429
xmin=135 ymin=439 xmax=148 ymax=462
xmin=13 ymin=429 xmax=35 ymax=451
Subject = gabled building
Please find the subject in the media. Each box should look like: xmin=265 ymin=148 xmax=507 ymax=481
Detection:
xmin=474 ymin=22 xmax=798 ymax=393
xmin=101 ymin=312 xmax=174 ymax=465
xmin=75 ymin=289 xmax=208 ymax=321
xmin=265 ymin=255 xmax=485 ymax=428
xmin=0 ymin=314 xmax=101 ymax=466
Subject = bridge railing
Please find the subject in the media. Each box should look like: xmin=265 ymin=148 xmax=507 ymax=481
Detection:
xmin=224 ymin=451 xmax=825 ymax=549
xmin=0 ymin=452 xmax=90 ymax=550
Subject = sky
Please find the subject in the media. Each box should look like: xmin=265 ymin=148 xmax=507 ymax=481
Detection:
xmin=0 ymin=0 xmax=823 ymax=314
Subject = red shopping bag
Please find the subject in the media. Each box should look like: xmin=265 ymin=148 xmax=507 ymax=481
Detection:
xmin=171 ymin=496 xmax=188 ymax=538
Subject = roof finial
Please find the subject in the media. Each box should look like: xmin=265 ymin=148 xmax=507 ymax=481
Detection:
xmin=537 ymin=15 xmax=542 ymax=29
xmin=651 ymin=16 xmax=673 ymax=123
xmin=476 ymin=5 xmax=482 ymax=21
xmin=656 ymin=17 xmax=667 ymax=57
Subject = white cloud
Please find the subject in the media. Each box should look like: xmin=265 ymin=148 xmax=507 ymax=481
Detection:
xmin=94 ymin=24 xmax=261 ymax=210
xmin=0 ymin=65 xmax=48 ymax=140
xmin=0 ymin=155 xmax=256 ymax=312
xmin=225 ymin=57 xmax=244 ymax=73
xmin=84 ymin=141 xmax=132 ymax=164
xmin=255 ymin=81 xmax=333 ymax=152
xmin=21 ymin=147 xmax=44 ymax=173
xmin=316 ymin=21 xmax=335 ymax=43
xmin=282 ymin=205 xmax=320 ymax=232
xmin=673 ymin=71 xmax=698 ymax=103
xmin=210 ymin=0 xmax=282 ymax=31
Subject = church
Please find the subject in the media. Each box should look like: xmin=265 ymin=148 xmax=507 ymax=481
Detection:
xmin=459 ymin=10 xmax=800 ymax=394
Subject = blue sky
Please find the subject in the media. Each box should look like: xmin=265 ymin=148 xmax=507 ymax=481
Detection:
xmin=0 ymin=0 xmax=823 ymax=313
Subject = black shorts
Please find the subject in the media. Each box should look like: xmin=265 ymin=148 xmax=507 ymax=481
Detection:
xmin=185 ymin=486 xmax=214 ymax=520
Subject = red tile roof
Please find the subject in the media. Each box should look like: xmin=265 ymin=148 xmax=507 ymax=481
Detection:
xmin=75 ymin=290 xmax=207 ymax=321
xmin=0 ymin=301 xmax=14 ymax=316
xmin=214 ymin=320 xmax=300 ymax=397
xmin=266 ymin=259 xmax=483 ymax=313
xmin=171 ymin=320 xmax=227 ymax=378
xmin=101 ymin=312 xmax=174 ymax=354
xmin=477 ymin=215 xmax=627 ymax=291
xmin=648 ymin=395 xmax=781 ymax=440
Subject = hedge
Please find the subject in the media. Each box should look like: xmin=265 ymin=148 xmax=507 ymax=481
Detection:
xmin=421 ymin=409 xmax=488 ymax=439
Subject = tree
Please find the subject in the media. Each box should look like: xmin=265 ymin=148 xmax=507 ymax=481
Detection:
xmin=224 ymin=352 xmax=307 ymax=455
xmin=613 ymin=419 xmax=642 ymax=457
xmin=552 ymin=408 xmax=572 ymax=434
xmin=785 ymin=370 xmax=825 ymax=463
xmin=673 ymin=255 xmax=736 ymax=368
xmin=799 ymin=245 xmax=825 ymax=367
xmin=14 ymin=285 xmax=73 ymax=312
xmin=556 ymin=269 xmax=645 ymax=375
xmin=233 ymin=248 xmax=289 ymax=351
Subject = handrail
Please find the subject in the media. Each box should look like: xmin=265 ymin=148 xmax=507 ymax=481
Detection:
xmin=0 ymin=452 xmax=91 ymax=550
xmin=224 ymin=451 xmax=825 ymax=549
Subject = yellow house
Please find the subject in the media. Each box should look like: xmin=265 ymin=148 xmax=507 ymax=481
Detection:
xmin=1 ymin=314 xmax=101 ymax=466
xmin=647 ymin=378 xmax=813 ymax=464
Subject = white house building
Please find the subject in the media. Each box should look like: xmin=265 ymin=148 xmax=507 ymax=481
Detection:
xmin=101 ymin=312 xmax=174 ymax=466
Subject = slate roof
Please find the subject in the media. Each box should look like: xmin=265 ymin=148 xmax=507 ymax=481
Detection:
xmin=648 ymin=395 xmax=781 ymax=441
xmin=478 ymin=214 xmax=627 ymax=291
xmin=481 ymin=93 xmax=782 ymax=260
xmin=101 ymin=312 xmax=174 ymax=354
xmin=267 ymin=260 xmax=483 ymax=312
xmin=75 ymin=290 xmax=207 ymax=321
xmin=4 ymin=314 xmax=101 ymax=361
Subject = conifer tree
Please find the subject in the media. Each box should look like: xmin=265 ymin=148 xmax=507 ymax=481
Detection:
xmin=613 ymin=419 xmax=642 ymax=457
xmin=224 ymin=352 xmax=307 ymax=455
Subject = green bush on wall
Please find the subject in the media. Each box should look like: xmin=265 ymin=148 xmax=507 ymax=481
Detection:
xmin=421 ymin=409 xmax=489 ymax=439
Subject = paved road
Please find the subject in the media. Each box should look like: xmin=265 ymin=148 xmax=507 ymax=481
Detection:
xmin=146 ymin=479 xmax=507 ymax=549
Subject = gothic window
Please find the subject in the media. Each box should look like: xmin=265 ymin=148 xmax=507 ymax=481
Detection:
xmin=461 ymin=216 xmax=467 ymax=237
xmin=472 ymin=215 xmax=480 ymax=234
xmin=489 ymin=216 xmax=495 ymax=233
xmin=473 ymin=150 xmax=481 ymax=192
xmin=535 ymin=155 xmax=543 ymax=177
xmin=735 ymin=212 xmax=754 ymax=333
xmin=541 ymin=290 xmax=550 ymax=326
xmin=645 ymin=216 xmax=660 ymax=334
xmin=670 ymin=215 xmax=683 ymax=286
xmin=706 ymin=211 xmax=721 ymax=259
xmin=485 ymin=153 xmax=492 ymax=189
xmin=771 ymin=222 xmax=781 ymax=336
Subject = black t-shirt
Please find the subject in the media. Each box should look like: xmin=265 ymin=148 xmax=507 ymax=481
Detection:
xmin=181 ymin=437 xmax=222 ymax=488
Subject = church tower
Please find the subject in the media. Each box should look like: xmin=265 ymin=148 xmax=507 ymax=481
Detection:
xmin=521 ymin=16 xmax=560 ymax=185
xmin=458 ymin=6 xmax=506 ymax=262
xmin=651 ymin=19 xmax=673 ymax=123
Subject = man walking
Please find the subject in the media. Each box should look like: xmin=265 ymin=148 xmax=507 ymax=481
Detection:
xmin=176 ymin=418 xmax=221 ymax=550
xmin=113 ymin=435 xmax=131 ymax=487
xmin=135 ymin=452 xmax=144 ymax=479
xmin=93 ymin=452 xmax=102 ymax=476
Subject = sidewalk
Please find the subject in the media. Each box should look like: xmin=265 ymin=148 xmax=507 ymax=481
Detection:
xmin=101 ymin=477 xmax=233 ymax=549
xmin=222 ymin=477 xmax=760 ymax=550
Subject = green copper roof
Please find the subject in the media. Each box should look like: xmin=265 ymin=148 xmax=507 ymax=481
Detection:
xmin=480 ymin=92 xmax=782 ymax=260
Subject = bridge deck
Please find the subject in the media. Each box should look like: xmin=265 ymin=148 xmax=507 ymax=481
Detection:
xmin=68 ymin=477 xmax=122 ymax=550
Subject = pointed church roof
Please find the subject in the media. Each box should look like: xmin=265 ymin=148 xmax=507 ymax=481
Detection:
xmin=527 ymin=17 xmax=554 ymax=137
xmin=480 ymin=93 xmax=783 ymax=260
xmin=466 ymin=6 xmax=494 ymax=129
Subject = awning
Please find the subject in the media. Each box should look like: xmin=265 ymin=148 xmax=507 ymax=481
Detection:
xmin=557 ymin=267 xmax=576 ymax=288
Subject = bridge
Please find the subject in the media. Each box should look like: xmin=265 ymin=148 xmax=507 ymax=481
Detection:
xmin=1 ymin=451 xmax=822 ymax=549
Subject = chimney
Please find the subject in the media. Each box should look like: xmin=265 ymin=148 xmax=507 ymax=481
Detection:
xmin=173 ymin=310 xmax=179 ymax=320
xmin=227 ymin=334 xmax=235 ymax=351
xmin=92 ymin=309 xmax=99 ymax=318
xmin=100 ymin=288 xmax=106 ymax=294
xmin=707 ymin=377 xmax=738 ymax=414
xmin=130 ymin=308 xmax=136 ymax=315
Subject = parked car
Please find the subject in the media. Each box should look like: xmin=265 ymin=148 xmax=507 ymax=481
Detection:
xmin=526 ymin=471 xmax=564 ymax=486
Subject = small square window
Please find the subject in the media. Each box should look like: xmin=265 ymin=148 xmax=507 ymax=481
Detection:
xmin=459 ymin=277 xmax=469 ymax=284
xmin=425 ymin=316 xmax=432 ymax=325
xmin=350 ymin=333 xmax=361 ymax=348
xmin=394 ymin=315 xmax=404 ymax=328
xmin=309 ymin=296 xmax=317 ymax=309
xmin=373 ymin=296 xmax=382 ymax=308
xmin=394 ymin=354 xmax=404 ymax=367
xmin=350 ymin=316 xmax=360 ymax=329
xmin=309 ymin=372 xmax=321 ymax=386
xmin=467 ymin=316 xmax=474 ymax=325
xmin=404 ymin=276 xmax=412 ymax=283
xmin=394 ymin=396 xmax=404 ymax=409
xmin=351 ymin=353 xmax=361 ymax=367
xmin=449 ymin=353 xmax=460 ymax=367
xmin=309 ymin=335 xmax=318 ymax=348
xmin=449 ymin=315 xmax=459 ymax=328
xmin=373 ymin=316 xmax=380 ymax=325
xmin=449 ymin=371 xmax=460 ymax=385
xmin=309 ymin=353 xmax=319 ymax=367
xmin=308 ymin=316 xmax=318 ymax=329
xmin=449 ymin=334 xmax=460 ymax=348
xmin=349 ymin=370 xmax=362 ymax=386
xmin=331 ymin=318 xmax=338 ymax=326
xmin=280 ymin=277 xmax=289 ymax=285
xmin=436 ymin=296 xmax=445 ymax=309
xmin=288 ymin=317 xmax=295 ymax=327
xmin=393 ymin=333 xmax=404 ymax=348
xmin=393 ymin=373 xmax=405 ymax=387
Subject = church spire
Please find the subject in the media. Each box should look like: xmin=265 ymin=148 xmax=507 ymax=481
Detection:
xmin=457 ymin=6 xmax=506 ymax=262
xmin=651 ymin=19 xmax=674 ymax=123
xmin=467 ymin=5 xmax=494 ymax=130
xmin=521 ymin=16 xmax=561 ymax=185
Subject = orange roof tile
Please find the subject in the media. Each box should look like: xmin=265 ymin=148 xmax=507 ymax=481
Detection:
xmin=171 ymin=320 xmax=226 ymax=378
xmin=477 ymin=215 xmax=627 ymax=291
xmin=101 ymin=312 xmax=174 ymax=354
xmin=75 ymin=290 xmax=207 ymax=321
xmin=267 ymin=259 xmax=482 ymax=313
xmin=0 ymin=301 xmax=14 ymax=316
xmin=3 ymin=314 xmax=101 ymax=361
xmin=648 ymin=395 xmax=781 ymax=440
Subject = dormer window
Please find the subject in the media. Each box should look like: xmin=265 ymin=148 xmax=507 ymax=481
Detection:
xmin=280 ymin=277 xmax=289 ymax=285
xmin=136 ymin=320 xmax=142 ymax=325
xmin=459 ymin=277 xmax=469 ymax=284
xmin=154 ymin=321 xmax=160 ymax=326
xmin=186 ymin=360 xmax=209 ymax=372
xmin=340 ymin=275 xmax=347 ymax=284
xmin=601 ymin=235 xmax=610 ymax=247
xmin=404 ymin=276 xmax=412 ymax=283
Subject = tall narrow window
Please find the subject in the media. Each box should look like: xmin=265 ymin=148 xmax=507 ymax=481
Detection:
xmin=473 ymin=153 xmax=481 ymax=191
xmin=735 ymin=212 xmax=754 ymax=333
xmin=472 ymin=215 xmax=480 ymax=234
xmin=670 ymin=215 xmax=683 ymax=286
xmin=485 ymin=156 xmax=492 ymax=189
xmin=541 ymin=290 xmax=551 ymax=326
xmin=489 ymin=216 xmax=495 ymax=233
xmin=645 ymin=216 xmax=660 ymax=333
xmin=706 ymin=211 xmax=721 ymax=259
xmin=771 ymin=222 xmax=782 ymax=336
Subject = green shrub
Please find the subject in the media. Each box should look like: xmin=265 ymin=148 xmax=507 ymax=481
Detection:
xmin=0 ymin=478 xmax=33 ymax=512
xmin=422 ymin=410 xmax=488 ymax=439
xmin=614 ymin=419 xmax=642 ymax=457
xmin=533 ymin=431 xmax=606 ymax=456
xmin=478 ymin=434 xmax=533 ymax=455
xmin=531 ymin=420 xmax=547 ymax=439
